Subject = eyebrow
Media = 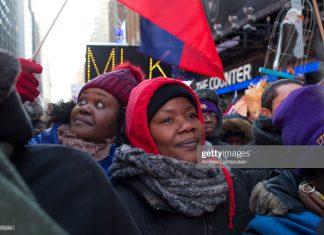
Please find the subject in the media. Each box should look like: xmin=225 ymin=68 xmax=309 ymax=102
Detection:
xmin=159 ymin=105 xmax=195 ymax=113
xmin=81 ymin=91 xmax=110 ymax=102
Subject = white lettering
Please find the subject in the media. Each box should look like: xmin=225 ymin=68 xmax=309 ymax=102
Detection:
xmin=208 ymin=77 xmax=217 ymax=89
xmin=201 ymin=79 xmax=208 ymax=89
xmin=244 ymin=64 xmax=252 ymax=81
xmin=196 ymin=79 xmax=209 ymax=89
xmin=194 ymin=64 xmax=252 ymax=89
xmin=236 ymin=66 xmax=244 ymax=83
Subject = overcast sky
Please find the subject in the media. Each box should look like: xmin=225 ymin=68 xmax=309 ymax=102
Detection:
xmin=32 ymin=0 xmax=101 ymax=102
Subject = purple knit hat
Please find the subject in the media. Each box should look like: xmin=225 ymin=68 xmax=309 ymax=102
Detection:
xmin=79 ymin=62 xmax=144 ymax=105
xmin=200 ymin=100 xmax=220 ymax=113
xmin=272 ymin=85 xmax=324 ymax=145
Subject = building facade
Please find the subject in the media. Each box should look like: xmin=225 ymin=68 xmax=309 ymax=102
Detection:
xmin=0 ymin=0 xmax=17 ymax=54
xmin=1 ymin=0 xmax=38 ymax=57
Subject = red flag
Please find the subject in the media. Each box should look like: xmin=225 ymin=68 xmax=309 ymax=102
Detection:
xmin=118 ymin=0 xmax=225 ymax=79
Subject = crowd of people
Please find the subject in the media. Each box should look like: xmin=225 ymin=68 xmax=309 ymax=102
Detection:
xmin=0 ymin=47 xmax=323 ymax=234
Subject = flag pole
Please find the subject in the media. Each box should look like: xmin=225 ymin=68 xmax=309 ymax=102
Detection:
xmin=312 ymin=0 xmax=324 ymax=45
xmin=31 ymin=0 xmax=69 ymax=60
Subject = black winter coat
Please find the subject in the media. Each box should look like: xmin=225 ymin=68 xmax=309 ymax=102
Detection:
xmin=250 ymin=115 xmax=283 ymax=145
xmin=11 ymin=145 xmax=140 ymax=235
xmin=113 ymin=168 xmax=270 ymax=235
xmin=0 ymin=61 xmax=139 ymax=235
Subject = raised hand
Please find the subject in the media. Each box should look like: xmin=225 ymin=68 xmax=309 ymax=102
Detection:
xmin=16 ymin=58 xmax=43 ymax=103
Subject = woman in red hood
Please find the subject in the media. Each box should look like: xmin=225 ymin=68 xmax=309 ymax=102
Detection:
xmin=109 ymin=77 xmax=266 ymax=235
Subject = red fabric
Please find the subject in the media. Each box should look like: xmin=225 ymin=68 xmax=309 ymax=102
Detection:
xmin=113 ymin=62 xmax=144 ymax=83
xmin=180 ymin=44 xmax=224 ymax=77
xmin=118 ymin=0 xmax=225 ymax=79
xmin=126 ymin=77 xmax=205 ymax=155
xmin=79 ymin=63 xmax=144 ymax=105
xmin=16 ymin=58 xmax=43 ymax=102
xmin=218 ymin=163 xmax=236 ymax=229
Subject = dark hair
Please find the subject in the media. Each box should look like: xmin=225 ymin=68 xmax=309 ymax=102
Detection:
xmin=45 ymin=100 xmax=127 ymax=145
xmin=115 ymin=106 xmax=127 ymax=146
xmin=261 ymin=79 xmax=303 ymax=111
xmin=45 ymin=100 xmax=76 ymax=126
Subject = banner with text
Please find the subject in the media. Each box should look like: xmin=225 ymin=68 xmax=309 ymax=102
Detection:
xmin=86 ymin=45 xmax=172 ymax=82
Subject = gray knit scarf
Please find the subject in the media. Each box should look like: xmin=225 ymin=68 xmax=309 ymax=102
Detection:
xmin=109 ymin=144 xmax=229 ymax=217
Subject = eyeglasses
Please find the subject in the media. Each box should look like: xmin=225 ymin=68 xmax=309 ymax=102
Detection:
xmin=202 ymin=112 xmax=217 ymax=119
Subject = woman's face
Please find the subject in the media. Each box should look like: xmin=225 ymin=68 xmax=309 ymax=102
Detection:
xmin=149 ymin=97 xmax=203 ymax=163
xmin=70 ymin=88 xmax=119 ymax=142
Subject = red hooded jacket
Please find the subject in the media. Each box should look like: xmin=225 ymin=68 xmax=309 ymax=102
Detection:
xmin=125 ymin=77 xmax=235 ymax=228
xmin=126 ymin=77 xmax=205 ymax=154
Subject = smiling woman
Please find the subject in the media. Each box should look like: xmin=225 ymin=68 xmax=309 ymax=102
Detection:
xmin=108 ymin=77 xmax=270 ymax=235
xmin=147 ymin=84 xmax=204 ymax=163
xmin=149 ymin=97 xmax=203 ymax=163
xmin=28 ymin=62 xmax=144 ymax=174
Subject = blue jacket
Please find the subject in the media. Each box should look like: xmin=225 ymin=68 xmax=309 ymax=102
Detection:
xmin=29 ymin=123 xmax=116 ymax=176
xmin=246 ymin=211 xmax=320 ymax=235
xmin=244 ymin=170 xmax=321 ymax=235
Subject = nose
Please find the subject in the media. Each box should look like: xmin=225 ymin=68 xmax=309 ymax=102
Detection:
xmin=177 ymin=118 xmax=195 ymax=133
xmin=79 ymin=104 xmax=92 ymax=114
xmin=204 ymin=114 xmax=212 ymax=123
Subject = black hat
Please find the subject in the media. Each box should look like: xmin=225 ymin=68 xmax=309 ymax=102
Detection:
xmin=147 ymin=84 xmax=197 ymax=123
xmin=194 ymin=88 xmax=219 ymax=106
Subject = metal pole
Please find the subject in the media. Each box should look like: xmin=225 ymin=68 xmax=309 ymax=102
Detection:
xmin=32 ymin=0 xmax=69 ymax=59
xmin=312 ymin=0 xmax=324 ymax=45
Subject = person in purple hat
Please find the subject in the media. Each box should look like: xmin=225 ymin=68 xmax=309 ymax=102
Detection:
xmin=195 ymin=88 xmax=226 ymax=145
xmin=28 ymin=62 xmax=144 ymax=175
xmin=273 ymin=84 xmax=324 ymax=145
xmin=251 ymin=79 xmax=303 ymax=145
xmin=244 ymin=84 xmax=324 ymax=235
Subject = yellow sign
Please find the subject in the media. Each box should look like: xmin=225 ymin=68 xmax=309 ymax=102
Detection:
xmin=86 ymin=45 xmax=172 ymax=82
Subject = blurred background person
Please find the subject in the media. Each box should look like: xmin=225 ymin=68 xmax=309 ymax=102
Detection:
xmin=220 ymin=113 xmax=253 ymax=145
xmin=251 ymin=79 xmax=303 ymax=145
xmin=245 ymin=84 xmax=324 ymax=235
xmin=195 ymin=88 xmax=226 ymax=145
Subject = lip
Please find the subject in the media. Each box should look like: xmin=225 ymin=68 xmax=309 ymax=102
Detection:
xmin=176 ymin=137 xmax=200 ymax=149
xmin=73 ymin=117 xmax=92 ymax=126
xmin=205 ymin=126 xmax=214 ymax=132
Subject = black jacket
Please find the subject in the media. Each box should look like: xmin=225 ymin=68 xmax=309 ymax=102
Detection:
xmin=250 ymin=115 xmax=283 ymax=145
xmin=11 ymin=145 xmax=140 ymax=235
xmin=113 ymin=169 xmax=270 ymax=235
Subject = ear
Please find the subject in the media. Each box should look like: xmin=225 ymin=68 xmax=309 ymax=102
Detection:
xmin=261 ymin=107 xmax=272 ymax=117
